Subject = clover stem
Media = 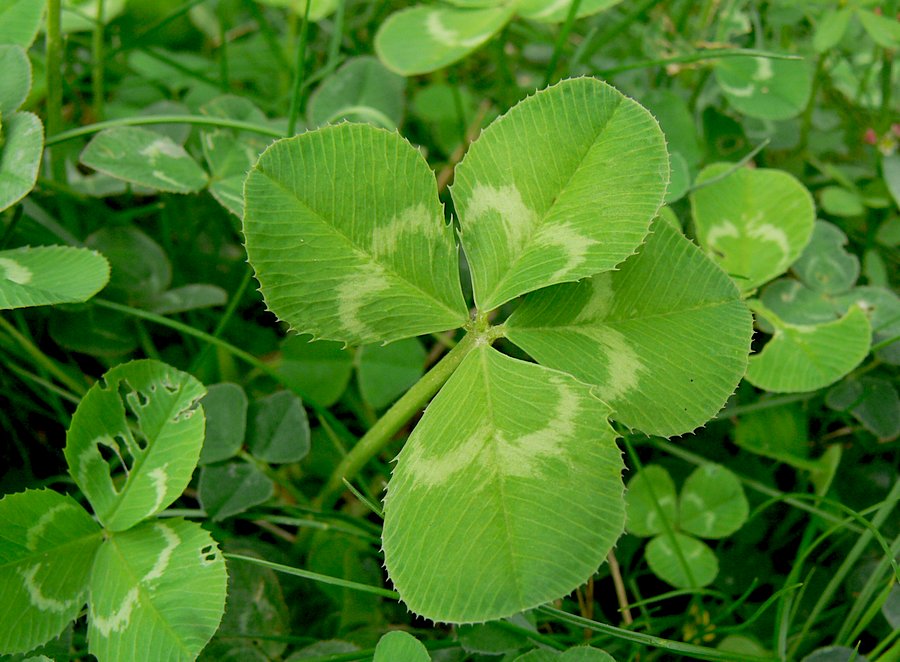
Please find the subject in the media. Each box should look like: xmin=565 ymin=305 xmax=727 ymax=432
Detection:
xmin=314 ymin=330 xmax=481 ymax=509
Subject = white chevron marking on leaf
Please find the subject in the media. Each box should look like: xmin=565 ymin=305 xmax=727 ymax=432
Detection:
xmin=18 ymin=564 xmax=79 ymax=613
xmin=0 ymin=257 xmax=32 ymax=284
xmin=92 ymin=587 xmax=139 ymax=637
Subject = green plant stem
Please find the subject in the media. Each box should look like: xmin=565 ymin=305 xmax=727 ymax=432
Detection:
xmin=543 ymin=0 xmax=583 ymax=87
xmin=3 ymin=360 xmax=81 ymax=405
xmin=313 ymin=331 xmax=480 ymax=508
xmin=189 ymin=267 xmax=254 ymax=373
xmin=226 ymin=553 xmax=400 ymax=599
xmin=91 ymin=0 xmax=105 ymax=120
xmin=0 ymin=316 xmax=87 ymax=395
xmin=788 ymin=478 xmax=900 ymax=658
xmin=45 ymin=115 xmax=284 ymax=147
xmin=717 ymin=392 xmax=814 ymax=419
xmin=594 ymin=48 xmax=801 ymax=77
xmin=46 ymin=0 xmax=66 ymax=184
xmin=537 ymin=607 xmax=778 ymax=661
xmin=688 ymin=140 xmax=770 ymax=194
xmin=286 ymin=0 xmax=312 ymax=137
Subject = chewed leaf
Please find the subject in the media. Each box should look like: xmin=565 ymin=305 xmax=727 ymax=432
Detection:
xmin=80 ymin=127 xmax=208 ymax=194
xmin=64 ymin=359 xmax=207 ymax=531
xmin=507 ymin=220 xmax=753 ymax=437
xmin=517 ymin=0 xmax=623 ymax=23
xmin=746 ymin=306 xmax=871 ymax=393
xmin=243 ymin=123 xmax=468 ymax=345
xmin=0 ymin=245 xmax=110 ymax=310
xmin=0 ymin=44 xmax=30 ymax=115
xmin=624 ymin=465 xmax=677 ymax=538
xmin=374 ymin=4 xmax=514 ymax=76
xmin=453 ymin=77 xmax=668 ymax=311
xmin=691 ymin=163 xmax=815 ymax=292
xmin=383 ymin=345 xmax=624 ymax=623
xmin=646 ymin=533 xmax=718 ymax=588
xmin=0 ymin=490 xmax=102 ymax=656
xmin=714 ymin=55 xmax=812 ymax=120
xmin=87 ymin=519 xmax=227 ymax=662
xmin=678 ymin=464 xmax=748 ymax=539
xmin=0 ymin=111 xmax=43 ymax=213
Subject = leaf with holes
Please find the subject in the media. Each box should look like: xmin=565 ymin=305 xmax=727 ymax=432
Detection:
xmin=80 ymin=127 xmax=209 ymax=194
xmin=746 ymin=305 xmax=871 ymax=393
xmin=64 ymin=360 xmax=207 ymax=531
xmin=453 ymin=77 xmax=668 ymax=311
xmin=0 ymin=489 xmax=102 ymax=656
xmin=382 ymin=345 xmax=624 ymax=623
xmin=0 ymin=111 xmax=43 ymax=212
xmin=0 ymin=246 xmax=110 ymax=310
xmin=691 ymin=163 xmax=815 ymax=292
xmin=243 ymin=123 xmax=468 ymax=345
xmin=375 ymin=4 xmax=515 ymax=76
xmin=624 ymin=465 xmax=678 ymax=538
xmin=87 ymin=518 xmax=227 ymax=662
xmin=506 ymin=220 xmax=752 ymax=437
xmin=678 ymin=464 xmax=748 ymax=539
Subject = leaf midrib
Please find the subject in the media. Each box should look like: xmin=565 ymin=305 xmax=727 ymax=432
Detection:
xmin=255 ymin=168 xmax=465 ymax=323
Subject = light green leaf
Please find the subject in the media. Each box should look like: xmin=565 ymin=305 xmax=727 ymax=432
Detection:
xmin=791 ymin=221 xmax=859 ymax=294
xmin=0 ymin=489 xmax=102 ymax=656
xmin=0 ymin=45 xmax=30 ymax=115
xmin=506 ymin=220 xmax=752 ymax=437
xmin=746 ymin=306 xmax=871 ymax=393
xmin=714 ymin=55 xmax=812 ymax=120
xmin=64 ymin=360 xmax=207 ymax=531
xmin=87 ymin=519 xmax=227 ymax=662
xmin=277 ymin=335 xmax=354 ymax=407
xmin=373 ymin=631 xmax=430 ymax=662
xmin=199 ymin=383 xmax=248 ymax=465
xmin=645 ymin=533 xmax=718 ymax=588
xmin=624 ymin=465 xmax=677 ymax=538
xmin=375 ymin=4 xmax=514 ymax=76
xmin=453 ymin=78 xmax=668 ymax=311
xmin=819 ymin=186 xmax=864 ymax=217
xmin=243 ymin=123 xmax=468 ymax=345
xmin=0 ymin=111 xmax=43 ymax=212
xmin=0 ymin=0 xmax=46 ymax=47
xmin=884 ymin=155 xmax=900 ymax=210
xmin=80 ymin=127 xmax=209 ymax=194
xmin=248 ymin=391 xmax=310 ymax=464
xmin=308 ymin=56 xmax=406 ymax=129
xmin=857 ymin=9 xmax=900 ymax=48
xmin=678 ymin=464 xmax=748 ymax=539
xmin=665 ymin=151 xmax=691 ymax=203
xmin=357 ymin=337 xmax=426 ymax=410
xmin=383 ymin=345 xmax=624 ymax=623
xmin=813 ymin=8 xmax=852 ymax=52
xmin=199 ymin=460 xmax=274 ymax=521
xmin=691 ymin=163 xmax=815 ymax=292
xmin=0 ymin=245 xmax=110 ymax=310
xmin=517 ymin=0 xmax=623 ymax=23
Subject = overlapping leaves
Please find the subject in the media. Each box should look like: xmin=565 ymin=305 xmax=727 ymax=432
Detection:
xmin=0 ymin=360 xmax=226 ymax=661
xmin=242 ymin=78 xmax=751 ymax=623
